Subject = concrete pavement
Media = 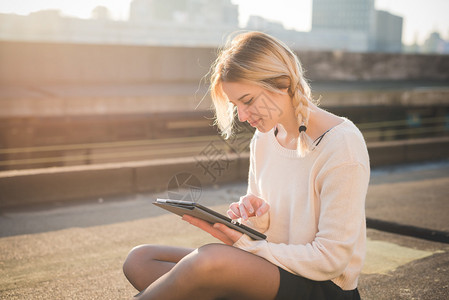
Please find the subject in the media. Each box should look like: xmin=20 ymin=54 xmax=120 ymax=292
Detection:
xmin=1 ymin=160 xmax=448 ymax=299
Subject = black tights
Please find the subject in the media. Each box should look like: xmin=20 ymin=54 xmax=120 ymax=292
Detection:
xmin=123 ymin=243 xmax=280 ymax=300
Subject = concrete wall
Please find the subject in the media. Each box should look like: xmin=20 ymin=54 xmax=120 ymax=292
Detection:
xmin=0 ymin=154 xmax=250 ymax=208
xmin=1 ymin=41 xmax=449 ymax=86
xmin=299 ymin=51 xmax=449 ymax=81
xmin=0 ymin=41 xmax=215 ymax=85
xmin=1 ymin=41 xmax=448 ymax=119
xmin=1 ymin=137 xmax=449 ymax=209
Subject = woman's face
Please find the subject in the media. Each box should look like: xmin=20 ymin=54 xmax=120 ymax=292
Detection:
xmin=221 ymin=81 xmax=291 ymax=132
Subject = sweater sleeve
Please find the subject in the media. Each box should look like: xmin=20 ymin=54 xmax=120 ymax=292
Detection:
xmin=233 ymin=162 xmax=369 ymax=281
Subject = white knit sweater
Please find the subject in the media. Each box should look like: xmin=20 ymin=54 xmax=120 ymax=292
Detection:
xmin=233 ymin=118 xmax=370 ymax=290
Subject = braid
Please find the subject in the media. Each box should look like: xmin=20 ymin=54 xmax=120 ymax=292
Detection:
xmin=290 ymin=78 xmax=313 ymax=157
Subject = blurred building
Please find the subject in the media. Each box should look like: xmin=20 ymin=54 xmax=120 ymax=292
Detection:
xmin=127 ymin=0 xmax=239 ymax=45
xmin=0 ymin=0 xmax=239 ymax=46
xmin=0 ymin=0 xmax=434 ymax=53
xmin=310 ymin=0 xmax=375 ymax=52
xmin=372 ymin=10 xmax=403 ymax=52
xmin=247 ymin=0 xmax=403 ymax=53
xmin=422 ymin=32 xmax=449 ymax=54
xmin=403 ymin=31 xmax=449 ymax=54
xmin=312 ymin=0 xmax=375 ymax=34
xmin=91 ymin=6 xmax=111 ymax=20
xmin=246 ymin=16 xmax=285 ymax=32
xmin=309 ymin=0 xmax=403 ymax=53
xmin=130 ymin=0 xmax=238 ymax=26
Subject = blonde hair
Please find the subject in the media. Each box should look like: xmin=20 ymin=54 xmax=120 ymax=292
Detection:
xmin=209 ymin=31 xmax=314 ymax=157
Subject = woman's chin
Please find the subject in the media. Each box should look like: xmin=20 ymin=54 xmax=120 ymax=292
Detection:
xmin=255 ymin=124 xmax=273 ymax=133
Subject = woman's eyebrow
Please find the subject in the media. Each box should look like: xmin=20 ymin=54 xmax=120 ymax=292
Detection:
xmin=238 ymin=93 xmax=250 ymax=101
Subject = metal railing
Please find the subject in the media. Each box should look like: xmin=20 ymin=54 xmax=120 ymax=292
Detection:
xmin=361 ymin=116 xmax=448 ymax=140
xmin=0 ymin=116 xmax=447 ymax=171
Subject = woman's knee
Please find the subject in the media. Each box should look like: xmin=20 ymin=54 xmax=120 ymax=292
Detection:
xmin=123 ymin=244 xmax=192 ymax=285
xmin=123 ymin=244 xmax=154 ymax=277
xmin=186 ymin=244 xmax=234 ymax=276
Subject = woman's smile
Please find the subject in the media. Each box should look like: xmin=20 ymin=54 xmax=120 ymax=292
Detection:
xmin=249 ymin=118 xmax=261 ymax=127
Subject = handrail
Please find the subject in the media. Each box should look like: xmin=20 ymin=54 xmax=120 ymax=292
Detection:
xmin=364 ymin=125 xmax=448 ymax=138
xmin=0 ymin=116 xmax=446 ymax=155
xmin=0 ymin=116 xmax=447 ymax=169
xmin=0 ymin=145 xmax=215 ymax=166
xmin=357 ymin=116 xmax=447 ymax=130
xmin=0 ymin=135 xmax=223 ymax=154
xmin=0 ymin=136 xmax=252 ymax=167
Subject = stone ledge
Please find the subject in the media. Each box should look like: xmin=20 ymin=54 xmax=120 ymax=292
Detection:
xmin=1 ymin=137 xmax=449 ymax=209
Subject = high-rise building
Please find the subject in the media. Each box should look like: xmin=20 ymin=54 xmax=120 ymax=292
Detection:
xmin=373 ymin=10 xmax=403 ymax=52
xmin=312 ymin=0 xmax=375 ymax=34
xmin=310 ymin=0 xmax=402 ymax=52
xmin=310 ymin=0 xmax=375 ymax=51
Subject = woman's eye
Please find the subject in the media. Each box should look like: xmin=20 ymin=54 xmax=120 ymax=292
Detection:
xmin=243 ymin=97 xmax=254 ymax=105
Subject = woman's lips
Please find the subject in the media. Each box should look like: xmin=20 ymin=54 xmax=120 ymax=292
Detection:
xmin=249 ymin=119 xmax=261 ymax=127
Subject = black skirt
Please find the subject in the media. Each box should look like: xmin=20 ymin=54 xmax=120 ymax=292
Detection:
xmin=275 ymin=267 xmax=361 ymax=300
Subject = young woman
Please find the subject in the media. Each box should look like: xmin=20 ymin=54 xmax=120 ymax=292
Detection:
xmin=123 ymin=31 xmax=370 ymax=300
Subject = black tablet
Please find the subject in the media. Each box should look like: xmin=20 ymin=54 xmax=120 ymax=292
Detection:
xmin=153 ymin=198 xmax=266 ymax=240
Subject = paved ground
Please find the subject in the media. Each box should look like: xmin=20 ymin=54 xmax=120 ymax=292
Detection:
xmin=1 ymin=160 xmax=448 ymax=299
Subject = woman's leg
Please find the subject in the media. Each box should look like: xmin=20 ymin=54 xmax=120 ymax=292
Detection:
xmin=123 ymin=244 xmax=194 ymax=291
xmin=134 ymin=243 xmax=280 ymax=300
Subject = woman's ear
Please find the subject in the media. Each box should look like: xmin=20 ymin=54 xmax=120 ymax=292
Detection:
xmin=287 ymin=86 xmax=295 ymax=97
xmin=264 ymin=76 xmax=290 ymax=90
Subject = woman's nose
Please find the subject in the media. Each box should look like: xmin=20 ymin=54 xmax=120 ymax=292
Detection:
xmin=237 ymin=105 xmax=250 ymax=122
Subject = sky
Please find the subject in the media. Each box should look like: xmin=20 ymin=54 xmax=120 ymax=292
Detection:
xmin=0 ymin=0 xmax=448 ymax=45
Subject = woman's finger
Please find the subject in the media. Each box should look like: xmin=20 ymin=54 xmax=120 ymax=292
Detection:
xmin=182 ymin=215 xmax=234 ymax=245
xmin=256 ymin=201 xmax=270 ymax=216
xmin=227 ymin=209 xmax=239 ymax=219
xmin=209 ymin=226 xmax=234 ymax=245
xmin=241 ymin=196 xmax=255 ymax=215
xmin=182 ymin=214 xmax=212 ymax=231
xmin=228 ymin=203 xmax=241 ymax=219
xmin=238 ymin=202 xmax=249 ymax=220
xmin=213 ymin=223 xmax=243 ymax=244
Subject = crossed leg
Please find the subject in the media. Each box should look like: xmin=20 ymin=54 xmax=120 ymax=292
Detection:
xmin=123 ymin=243 xmax=280 ymax=300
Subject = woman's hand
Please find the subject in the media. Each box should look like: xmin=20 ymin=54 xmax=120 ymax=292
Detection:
xmin=182 ymin=214 xmax=243 ymax=245
xmin=227 ymin=194 xmax=270 ymax=221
